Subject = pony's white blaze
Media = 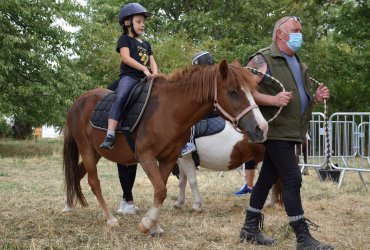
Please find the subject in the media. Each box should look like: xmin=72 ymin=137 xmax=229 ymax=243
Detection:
xmin=244 ymin=89 xmax=268 ymax=141
xmin=195 ymin=122 xmax=244 ymax=171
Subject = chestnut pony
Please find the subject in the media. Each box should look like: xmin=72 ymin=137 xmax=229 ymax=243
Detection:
xmin=62 ymin=60 xmax=268 ymax=236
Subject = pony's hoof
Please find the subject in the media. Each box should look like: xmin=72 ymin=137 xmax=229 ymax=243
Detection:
xmin=139 ymin=222 xmax=150 ymax=233
xmin=62 ymin=204 xmax=73 ymax=214
xmin=150 ymin=231 xmax=165 ymax=237
xmin=190 ymin=206 xmax=202 ymax=213
xmin=62 ymin=210 xmax=72 ymax=215
xmin=62 ymin=208 xmax=73 ymax=214
xmin=149 ymin=224 xmax=165 ymax=237
xmin=107 ymin=217 xmax=119 ymax=227
xmin=173 ymin=203 xmax=183 ymax=209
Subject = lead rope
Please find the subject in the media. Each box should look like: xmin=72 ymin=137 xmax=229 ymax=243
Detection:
xmin=245 ymin=67 xmax=285 ymax=123
xmin=309 ymin=77 xmax=333 ymax=170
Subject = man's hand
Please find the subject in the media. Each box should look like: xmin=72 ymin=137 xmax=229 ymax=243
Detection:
xmin=315 ymin=84 xmax=330 ymax=103
xmin=274 ymin=91 xmax=293 ymax=107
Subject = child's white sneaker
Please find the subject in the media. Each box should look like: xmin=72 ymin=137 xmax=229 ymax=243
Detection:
xmin=122 ymin=204 xmax=137 ymax=214
xmin=117 ymin=200 xmax=127 ymax=213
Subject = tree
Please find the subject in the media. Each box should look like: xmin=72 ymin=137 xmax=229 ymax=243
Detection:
xmin=302 ymin=0 xmax=370 ymax=112
xmin=1 ymin=0 xmax=368 ymax=139
xmin=0 ymin=0 xmax=87 ymax=138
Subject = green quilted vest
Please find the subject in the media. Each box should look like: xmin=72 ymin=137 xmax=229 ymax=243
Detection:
xmin=250 ymin=43 xmax=316 ymax=142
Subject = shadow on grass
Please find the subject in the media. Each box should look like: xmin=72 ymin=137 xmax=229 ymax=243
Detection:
xmin=0 ymin=138 xmax=63 ymax=158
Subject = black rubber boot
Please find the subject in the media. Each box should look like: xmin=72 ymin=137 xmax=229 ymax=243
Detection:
xmin=100 ymin=134 xmax=115 ymax=149
xmin=240 ymin=210 xmax=276 ymax=245
xmin=290 ymin=218 xmax=334 ymax=250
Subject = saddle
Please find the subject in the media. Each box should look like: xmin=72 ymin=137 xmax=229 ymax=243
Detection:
xmin=189 ymin=113 xmax=226 ymax=167
xmin=193 ymin=112 xmax=226 ymax=138
xmin=90 ymin=77 xmax=154 ymax=149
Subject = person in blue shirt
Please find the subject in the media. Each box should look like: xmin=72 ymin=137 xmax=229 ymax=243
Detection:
xmin=239 ymin=16 xmax=333 ymax=250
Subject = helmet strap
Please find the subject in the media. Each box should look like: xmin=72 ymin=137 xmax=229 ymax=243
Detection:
xmin=130 ymin=17 xmax=139 ymax=37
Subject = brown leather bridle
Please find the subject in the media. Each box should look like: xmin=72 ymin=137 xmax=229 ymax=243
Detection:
xmin=213 ymin=77 xmax=258 ymax=128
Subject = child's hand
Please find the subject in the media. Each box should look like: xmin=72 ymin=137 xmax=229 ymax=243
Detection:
xmin=143 ymin=68 xmax=151 ymax=76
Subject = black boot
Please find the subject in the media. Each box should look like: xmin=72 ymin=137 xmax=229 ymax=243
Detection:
xmin=240 ymin=210 xmax=276 ymax=245
xmin=100 ymin=134 xmax=115 ymax=149
xmin=290 ymin=218 xmax=334 ymax=250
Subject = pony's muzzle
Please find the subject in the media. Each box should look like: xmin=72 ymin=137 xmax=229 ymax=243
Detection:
xmin=251 ymin=125 xmax=265 ymax=142
xmin=239 ymin=116 xmax=268 ymax=142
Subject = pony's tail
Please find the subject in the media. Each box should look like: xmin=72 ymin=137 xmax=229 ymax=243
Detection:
xmin=63 ymin=125 xmax=88 ymax=207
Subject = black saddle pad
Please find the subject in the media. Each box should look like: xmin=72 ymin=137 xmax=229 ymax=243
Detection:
xmin=194 ymin=115 xmax=226 ymax=138
xmin=90 ymin=77 xmax=154 ymax=132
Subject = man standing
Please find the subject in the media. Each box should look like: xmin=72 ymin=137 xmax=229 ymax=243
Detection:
xmin=240 ymin=16 xmax=334 ymax=250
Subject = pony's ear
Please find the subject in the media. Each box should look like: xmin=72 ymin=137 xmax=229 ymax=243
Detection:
xmin=219 ymin=60 xmax=228 ymax=79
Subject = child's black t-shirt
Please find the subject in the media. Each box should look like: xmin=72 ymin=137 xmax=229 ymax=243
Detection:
xmin=116 ymin=34 xmax=153 ymax=80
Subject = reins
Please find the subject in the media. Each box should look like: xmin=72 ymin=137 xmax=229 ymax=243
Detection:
xmin=213 ymin=75 xmax=258 ymax=127
xmin=245 ymin=67 xmax=285 ymax=123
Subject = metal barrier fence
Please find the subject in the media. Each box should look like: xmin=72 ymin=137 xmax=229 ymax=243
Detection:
xmin=298 ymin=112 xmax=370 ymax=187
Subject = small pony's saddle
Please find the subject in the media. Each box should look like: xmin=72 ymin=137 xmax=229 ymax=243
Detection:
xmin=90 ymin=77 xmax=154 ymax=148
xmin=193 ymin=111 xmax=226 ymax=138
xmin=186 ymin=113 xmax=226 ymax=168
xmin=172 ymin=114 xmax=226 ymax=177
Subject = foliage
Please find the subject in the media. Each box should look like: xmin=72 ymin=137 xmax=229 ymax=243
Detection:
xmin=0 ymin=0 xmax=369 ymax=137
xmin=76 ymin=0 xmax=369 ymax=113
xmin=0 ymin=0 xmax=88 ymax=137
xmin=0 ymin=116 xmax=12 ymax=137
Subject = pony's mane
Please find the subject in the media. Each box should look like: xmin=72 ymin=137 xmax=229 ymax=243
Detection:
xmin=227 ymin=62 xmax=257 ymax=92
xmin=156 ymin=62 xmax=256 ymax=103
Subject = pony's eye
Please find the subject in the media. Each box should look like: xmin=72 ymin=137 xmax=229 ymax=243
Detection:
xmin=227 ymin=89 xmax=238 ymax=97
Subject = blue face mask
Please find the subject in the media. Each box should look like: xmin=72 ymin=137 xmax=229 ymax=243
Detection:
xmin=286 ymin=33 xmax=303 ymax=52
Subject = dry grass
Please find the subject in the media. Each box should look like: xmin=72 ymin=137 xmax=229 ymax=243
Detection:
xmin=0 ymin=139 xmax=369 ymax=249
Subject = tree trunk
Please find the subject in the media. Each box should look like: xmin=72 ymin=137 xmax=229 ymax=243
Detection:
xmin=12 ymin=120 xmax=33 ymax=139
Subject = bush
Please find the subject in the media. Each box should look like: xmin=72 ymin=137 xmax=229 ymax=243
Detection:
xmin=0 ymin=117 xmax=13 ymax=137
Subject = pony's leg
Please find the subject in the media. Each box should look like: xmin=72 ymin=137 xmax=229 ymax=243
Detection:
xmin=266 ymin=179 xmax=283 ymax=208
xmin=177 ymin=155 xmax=202 ymax=212
xmin=62 ymin=162 xmax=87 ymax=213
xmin=266 ymin=184 xmax=278 ymax=208
xmin=174 ymin=161 xmax=188 ymax=209
xmin=139 ymin=158 xmax=175 ymax=236
xmin=80 ymin=150 xmax=118 ymax=227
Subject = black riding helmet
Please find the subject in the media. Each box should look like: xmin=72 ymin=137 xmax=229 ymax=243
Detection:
xmin=192 ymin=51 xmax=215 ymax=65
xmin=118 ymin=3 xmax=149 ymax=36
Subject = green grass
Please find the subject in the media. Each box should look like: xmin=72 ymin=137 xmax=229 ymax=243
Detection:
xmin=0 ymin=138 xmax=63 ymax=158
xmin=0 ymin=139 xmax=369 ymax=249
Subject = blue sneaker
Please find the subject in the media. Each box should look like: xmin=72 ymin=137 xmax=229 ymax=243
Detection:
xmin=181 ymin=142 xmax=196 ymax=156
xmin=234 ymin=185 xmax=253 ymax=196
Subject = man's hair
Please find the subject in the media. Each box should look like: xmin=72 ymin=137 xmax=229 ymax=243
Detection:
xmin=272 ymin=16 xmax=291 ymax=42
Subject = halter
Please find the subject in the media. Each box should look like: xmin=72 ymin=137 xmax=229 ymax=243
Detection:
xmin=245 ymin=66 xmax=285 ymax=123
xmin=213 ymin=76 xmax=258 ymax=128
